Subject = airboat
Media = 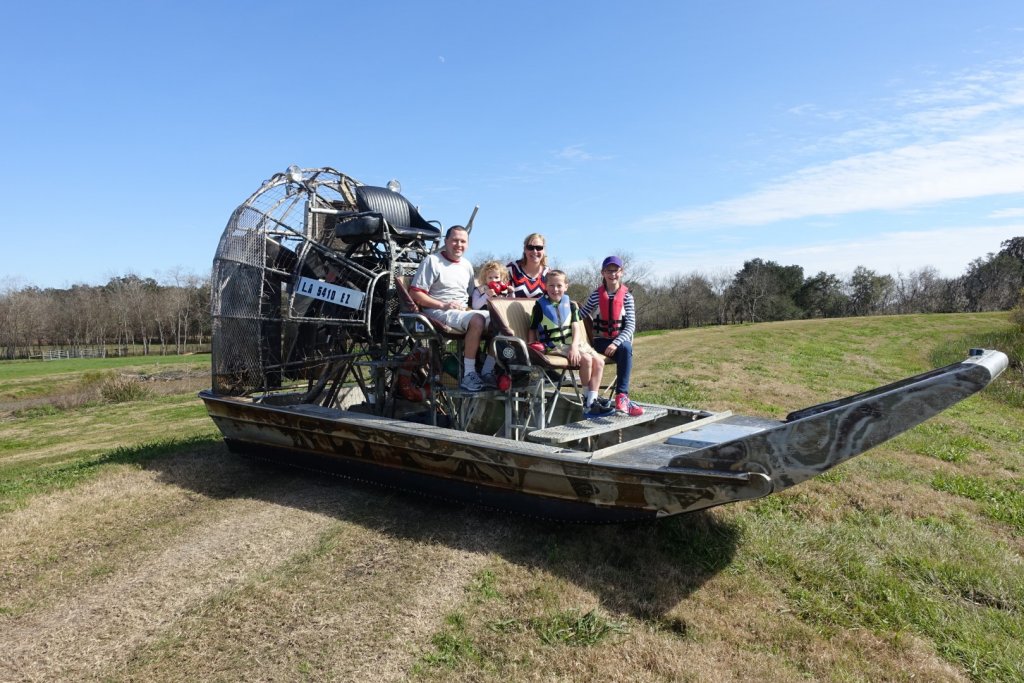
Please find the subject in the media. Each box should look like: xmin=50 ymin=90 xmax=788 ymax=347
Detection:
xmin=199 ymin=166 xmax=1008 ymax=522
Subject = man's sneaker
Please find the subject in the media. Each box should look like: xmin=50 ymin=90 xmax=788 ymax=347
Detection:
xmin=615 ymin=392 xmax=644 ymax=417
xmin=481 ymin=372 xmax=498 ymax=389
xmin=460 ymin=371 xmax=486 ymax=392
xmin=584 ymin=400 xmax=616 ymax=419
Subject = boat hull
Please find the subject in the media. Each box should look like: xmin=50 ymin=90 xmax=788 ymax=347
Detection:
xmin=200 ymin=349 xmax=1008 ymax=522
xmin=200 ymin=393 xmax=773 ymax=522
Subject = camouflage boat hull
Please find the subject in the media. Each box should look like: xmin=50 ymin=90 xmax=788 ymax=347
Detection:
xmin=200 ymin=349 xmax=1007 ymax=522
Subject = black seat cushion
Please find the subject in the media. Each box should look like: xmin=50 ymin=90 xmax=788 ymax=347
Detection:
xmin=355 ymin=186 xmax=440 ymax=241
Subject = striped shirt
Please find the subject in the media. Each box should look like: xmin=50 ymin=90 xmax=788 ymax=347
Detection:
xmin=505 ymin=260 xmax=548 ymax=299
xmin=581 ymin=288 xmax=636 ymax=345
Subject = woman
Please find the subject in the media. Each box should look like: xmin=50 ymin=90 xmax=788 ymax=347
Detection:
xmin=506 ymin=233 xmax=549 ymax=298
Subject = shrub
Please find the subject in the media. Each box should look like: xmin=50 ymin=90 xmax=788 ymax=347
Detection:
xmin=99 ymin=374 xmax=149 ymax=403
xmin=1010 ymin=288 xmax=1024 ymax=330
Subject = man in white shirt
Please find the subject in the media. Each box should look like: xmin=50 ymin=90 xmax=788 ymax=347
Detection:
xmin=409 ymin=225 xmax=494 ymax=391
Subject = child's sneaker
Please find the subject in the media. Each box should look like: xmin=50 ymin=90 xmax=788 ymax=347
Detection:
xmin=615 ymin=392 xmax=644 ymax=417
xmin=584 ymin=399 xmax=615 ymax=419
xmin=481 ymin=372 xmax=499 ymax=388
xmin=460 ymin=371 xmax=486 ymax=392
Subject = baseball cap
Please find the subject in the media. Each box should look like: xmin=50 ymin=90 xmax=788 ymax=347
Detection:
xmin=602 ymin=256 xmax=623 ymax=269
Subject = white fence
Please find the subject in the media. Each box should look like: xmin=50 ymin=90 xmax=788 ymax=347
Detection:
xmin=32 ymin=347 xmax=109 ymax=361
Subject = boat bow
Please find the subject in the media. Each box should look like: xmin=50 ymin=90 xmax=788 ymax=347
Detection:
xmin=668 ymin=349 xmax=1009 ymax=490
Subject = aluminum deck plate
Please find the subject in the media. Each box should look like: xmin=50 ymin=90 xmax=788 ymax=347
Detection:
xmin=526 ymin=405 xmax=668 ymax=445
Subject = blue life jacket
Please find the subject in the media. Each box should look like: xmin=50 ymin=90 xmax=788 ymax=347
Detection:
xmin=537 ymin=295 xmax=573 ymax=348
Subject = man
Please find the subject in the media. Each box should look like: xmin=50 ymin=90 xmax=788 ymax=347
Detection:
xmin=409 ymin=225 xmax=495 ymax=391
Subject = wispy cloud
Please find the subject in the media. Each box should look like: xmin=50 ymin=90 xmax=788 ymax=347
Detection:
xmin=990 ymin=207 xmax=1024 ymax=219
xmin=638 ymin=61 xmax=1024 ymax=232
xmin=645 ymin=225 xmax=1016 ymax=278
xmin=639 ymin=127 xmax=1024 ymax=230
xmin=555 ymin=144 xmax=593 ymax=161
xmin=489 ymin=144 xmax=612 ymax=186
xmin=554 ymin=143 xmax=612 ymax=162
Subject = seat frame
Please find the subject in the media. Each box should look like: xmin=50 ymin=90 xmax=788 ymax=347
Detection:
xmin=487 ymin=298 xmax=585 ymax=438
xmin=395 ymin=276 xmax=496 ymax=430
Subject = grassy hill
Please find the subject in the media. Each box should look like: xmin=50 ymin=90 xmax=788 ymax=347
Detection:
xmin=0 ymin=313 xmax=1020 ymax=682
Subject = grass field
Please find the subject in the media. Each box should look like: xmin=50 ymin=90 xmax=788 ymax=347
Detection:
xmin=0 ymin=314 xmax=1021 ymax=682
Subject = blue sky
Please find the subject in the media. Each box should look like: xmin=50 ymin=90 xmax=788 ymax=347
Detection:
xmin=3 ymin=1 xmax=1024 ymax=289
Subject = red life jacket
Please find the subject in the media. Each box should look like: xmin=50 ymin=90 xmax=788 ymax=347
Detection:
xmin=593 ymin=284 xmax=628 ymax=338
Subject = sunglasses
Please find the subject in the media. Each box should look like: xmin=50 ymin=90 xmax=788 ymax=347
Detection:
xmin=526 ymin=245 xmax=544 ymax=252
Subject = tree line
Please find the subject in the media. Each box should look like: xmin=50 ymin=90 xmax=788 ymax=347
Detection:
xmin=2 ymin=237 xmax=1022 ymax=360
xmin=0 ymin=271 xmax=210 ymax=360
xmin=565 ymin=236 xmax=1024 ymax=332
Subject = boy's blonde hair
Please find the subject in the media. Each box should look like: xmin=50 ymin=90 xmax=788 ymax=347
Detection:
xmin=546 ymin=269 xmax=567 ymax=283
xmin=477 ymin=260 xmax=508 ymax=283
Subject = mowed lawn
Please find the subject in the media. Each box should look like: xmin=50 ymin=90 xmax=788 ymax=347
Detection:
xmin=0 ymin=314 xmax=1021 ymax=682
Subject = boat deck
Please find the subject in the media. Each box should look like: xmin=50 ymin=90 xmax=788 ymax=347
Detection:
xmin=526 ymin=406 xmax=668 ymax=445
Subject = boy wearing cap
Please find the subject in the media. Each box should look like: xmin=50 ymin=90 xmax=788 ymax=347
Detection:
xmin=581 ymin=256 xmax=644 ymax=416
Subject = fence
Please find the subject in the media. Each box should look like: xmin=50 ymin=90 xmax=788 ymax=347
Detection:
xmin=31 ymin=347 xmax=111 ymax=361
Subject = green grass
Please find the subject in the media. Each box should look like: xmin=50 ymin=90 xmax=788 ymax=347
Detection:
xmin=932 ymin=472 xmax=1024 ymax=534
xmin=0 ymin=355 xmax=206 ymax=404
xmin=0 ymin=434 xmax=221 ymax=513
xmin=2 ymin=312 xmax=1022 ymax=682
xmin=0 ymin=354 xmax=207 ymax=382
xmin=529 ymin=609 xmax=626 ymax=646
xmin=417 ymin=613 xmax=482 ymax=670
xmin=745 ymin=508 xmax=1024 ymax=681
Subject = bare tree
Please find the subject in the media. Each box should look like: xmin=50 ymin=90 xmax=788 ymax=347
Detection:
xmin=893 ymin=266 xmax=947 ymax=314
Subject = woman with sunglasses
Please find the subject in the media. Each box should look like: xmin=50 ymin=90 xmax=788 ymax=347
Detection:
xmin=506 ymin=233 xmax=549 ymax=298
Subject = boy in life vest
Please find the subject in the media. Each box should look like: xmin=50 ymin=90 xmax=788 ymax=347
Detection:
xmin=528 ymin=270 xmax=615 ymax=419
xmin=581 ymin=255 xmax=644 ymax=416
xmin=471 ymin=260 xmax=512 ymax=310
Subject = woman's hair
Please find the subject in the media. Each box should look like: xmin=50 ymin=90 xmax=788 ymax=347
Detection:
xmin=477 ymin=260 xmax=508 ymax=282
xmin=520 ymin=232 xmax=548 ymax=268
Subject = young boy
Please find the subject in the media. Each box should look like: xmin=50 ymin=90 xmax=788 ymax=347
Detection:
xmin=581 ymin=255 xmax=643 ymax=416
xmin=528 ymin=270 xmax=615 ymax=418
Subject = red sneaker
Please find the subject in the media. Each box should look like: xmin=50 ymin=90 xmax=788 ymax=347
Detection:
xmin=615 ymin=393 xmax=644 ymax=416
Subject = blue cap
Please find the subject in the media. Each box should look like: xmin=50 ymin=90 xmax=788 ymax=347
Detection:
xmin=602 ymin=256 xmax=623 ymax=269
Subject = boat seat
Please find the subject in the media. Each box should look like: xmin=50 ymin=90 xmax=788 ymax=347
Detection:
xmin=395 ymin=276 xmax=466 ymax=340
xmin=393 ymin=276 xmax=503 ymax=430
xmin=487 ymin=298 xmax=574 ymax=373
xmin=487 ymin=298 xmax=584 ymax=433
xmin=335 ymin=185 xmax=441 ymax=243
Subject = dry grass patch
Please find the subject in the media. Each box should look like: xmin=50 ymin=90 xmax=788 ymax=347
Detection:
xmin=0 ymin=444 xmax=259 ymax=616
xmin=119 ymin=497 xmax=496 ymax=682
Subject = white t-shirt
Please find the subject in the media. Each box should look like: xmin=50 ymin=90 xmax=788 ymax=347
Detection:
xmin=410 ymin=251 xmax=474 ymax=305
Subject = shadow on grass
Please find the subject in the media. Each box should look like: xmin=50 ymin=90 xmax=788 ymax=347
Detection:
xmin=134 ymin=437 xmax=740 ymax=622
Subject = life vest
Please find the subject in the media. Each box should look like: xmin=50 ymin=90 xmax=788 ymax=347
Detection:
xmin=396 ymin=347 xmax=431 ymax=402
xmin=507 ymin=261 xmax=547 ymax=298
xmin=593 ymin=284 xmax=628 ymax=338
xmin=537 ymin=295 xmax=573 ymax=348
